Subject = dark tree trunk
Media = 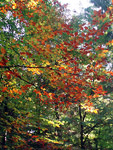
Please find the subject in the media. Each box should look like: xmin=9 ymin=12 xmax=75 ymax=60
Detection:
xmin=79 ymin=104 xmax=85 ymax=150
xmin=94 ymin=138 xmax=98 ymax=150
xmin=1 ymin=131 xmax=6 ymax=150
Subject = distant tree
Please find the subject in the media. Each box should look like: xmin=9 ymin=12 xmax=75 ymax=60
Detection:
xmin=90 ymin=0 xmax=112 ymax=12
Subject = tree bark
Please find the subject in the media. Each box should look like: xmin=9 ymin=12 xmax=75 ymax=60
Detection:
xmin=79 ymin=104 xmax=85 ymax=150
xmin=1 ymin=131 xmax=6 ymax=150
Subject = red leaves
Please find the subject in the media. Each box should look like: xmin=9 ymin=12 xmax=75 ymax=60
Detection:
xmin=32 ymin=135 xmax=39 ymax=138
xmin=1 ymin=47 xmax=6 ymax=55
xmin=4 ymin=71 xmax=11 ymax=79
xmin=3 ymin=70 xmax=22 ymax=80
xmin=0 ymin=62 xmax=4 ymax=66
xmin=0 ymin=0 xmax=112 ymax=110
xmin=2 ymin=87 xmax=8 ymax=92
xmin=8 ymin=71 xmax=21 ymax=78
xmin=0 ymin=57 xmax=8 ymax=66
xmin=93 ymin=85 xmax=107 ymax=95
xmin=81 ymin=32 xmax=85 ymax=37
xmin=109 ymin=71 xmax=113 ymax=76
xmin=61 ymin=24 xmax=72 ymax=30
xmin=74 ymin=32 xmax=78 ymax=36
xmin=33 ymin=89 xmax=41 ymax=95
xmin=93 ymin=9 xmax=102 ymax=16
xmin=20 ymin=52 xmax=33 ymax=57
xmin=21 ymin=84 xmax=32 ymax=92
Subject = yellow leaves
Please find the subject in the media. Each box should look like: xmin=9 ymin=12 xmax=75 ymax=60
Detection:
xmin=28 ymin=97 xmax=32 ymax=101
xmin=42 ymin=60 xmax=50 ymax=67
xmin=48 ymin=93 xmax=53 ymax=99
xmin=98 ymin=53 xmax=106 ymax=58
xmin=58 ymin=22 xmax=61 ymax=29
xmin=98 ymin=49 xmax=109 ymax=58
xmin=86 ymin=108 xmax=99 ymax=114
xmin=81 ymin=100 xmax=99 ymax=114
xmin=45 ymin=138 xmax=63 ymax=144
xmin=102 ymin=50 xmax=109 ymax=53
xmin=45 ymin=61 xmax=50 ymax=66
xmin=47 ymin=120 xmax=60 ymax=128
xmin=27 ymin=0 xmax=39 ymax=9
xmin=27 ymin=63 xmax=43 ymax=75
xmin=12 ymin=2 xmax=17 ymax=9
xmin=42 ymin=118 xmax=63 ymax=129
xmin=56 ymin=60 xmax=68 ymax=70
xmin=41 ymin=87 xmax=46 ymax=91
xmin=55 ymin=124 xmax=60 ymax=128
xmin=109 ymin=4 xmax=113 ymax=10
xmin=60 ymin=64 xmax=67 ymax=69
xmin=42 ymin=128 xmax=48 ymax=131
xmin=48 ymin=120 xmax=54 ymax=125
xmin=28 ymin=68 xmax=42 ymax=75
xmin=93 ymin=109 xmax=99 ymax=114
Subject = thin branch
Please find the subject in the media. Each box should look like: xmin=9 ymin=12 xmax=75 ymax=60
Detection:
xmin=0 ymin=65 xmax=48 ymax=69
xmin=18 ymin=76 xmax=35 ymax=86
xmin=0 ymin=65 xmax=79 ymax=76
xmin=84 ymin=123 xmax=99 ymax=135
xmin=9 ymin=67 xmax=36 ymax=86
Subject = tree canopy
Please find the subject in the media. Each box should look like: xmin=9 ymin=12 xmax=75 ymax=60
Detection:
xmin=0 ymin=0 xmax=113 ymax=149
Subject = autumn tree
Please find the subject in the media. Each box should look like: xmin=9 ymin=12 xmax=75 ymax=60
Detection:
xmin=0 ymin=0 xmax=113 ymax=149
xmin=67 ymin=3 xmax=113 ymax=149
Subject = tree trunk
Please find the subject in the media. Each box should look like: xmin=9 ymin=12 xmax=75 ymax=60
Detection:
xmin=79 ymin=104 xmax=85 ymax=150
xmin=94 ymin=138 xmax=98 ymax=150
xmin=1 ymin=131 xmax=6 ymax=150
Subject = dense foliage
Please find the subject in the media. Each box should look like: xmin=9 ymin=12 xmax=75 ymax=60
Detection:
xmin=0 ymin=0 xmax=113 ymax=149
